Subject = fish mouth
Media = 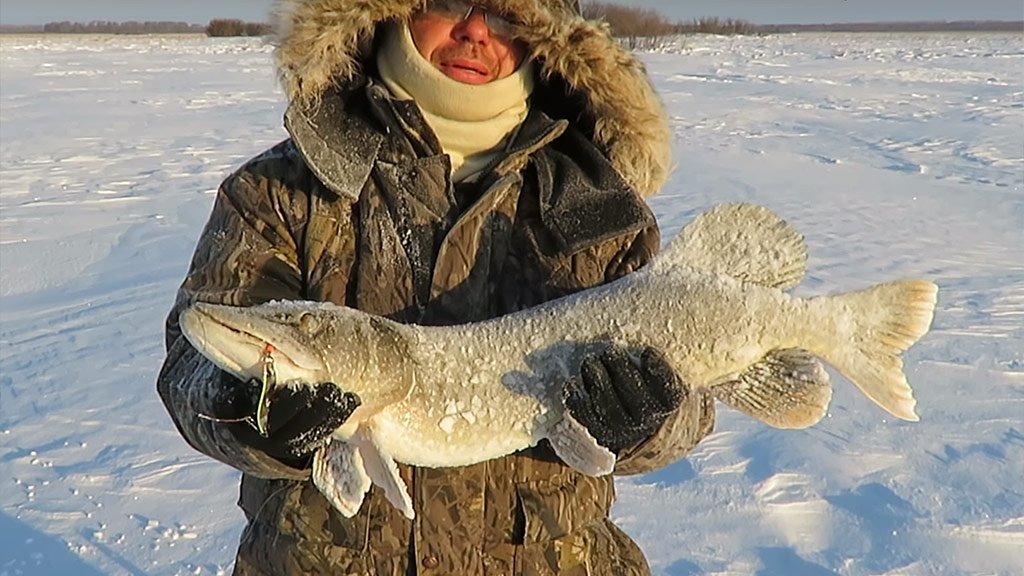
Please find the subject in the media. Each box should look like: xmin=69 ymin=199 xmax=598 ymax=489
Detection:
xmin=179 ymin=302 xmax=326 ymax=383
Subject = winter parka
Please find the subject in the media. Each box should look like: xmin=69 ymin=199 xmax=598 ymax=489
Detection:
xmin=157 ymin=1 xmax=716 ymax=574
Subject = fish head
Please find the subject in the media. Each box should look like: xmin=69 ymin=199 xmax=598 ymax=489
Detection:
xmin=179 ymin=301 xmax=416 ymax=411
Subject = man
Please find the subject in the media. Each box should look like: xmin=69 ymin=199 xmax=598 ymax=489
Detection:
xmin=157 ymin=0 xmax=716 ymax=574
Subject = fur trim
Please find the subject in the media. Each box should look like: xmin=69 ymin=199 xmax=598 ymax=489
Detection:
xmin=270 ymin=0 xmax=671 ymax=196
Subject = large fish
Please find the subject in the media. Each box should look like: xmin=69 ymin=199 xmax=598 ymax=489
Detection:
xmin=179 ymin=203 xmax=938 ymax=519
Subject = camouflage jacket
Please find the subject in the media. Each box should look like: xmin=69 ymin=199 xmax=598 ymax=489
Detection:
xmin=158 ymin=83 xmax=715 ymax=575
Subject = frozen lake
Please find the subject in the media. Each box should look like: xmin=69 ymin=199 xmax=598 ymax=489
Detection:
xmin=1 ymin=32 xmax=1022 ymax=575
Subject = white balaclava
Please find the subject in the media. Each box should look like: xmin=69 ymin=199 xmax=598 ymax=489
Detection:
xmin=376 ymin=21 xmax=535 ymax=182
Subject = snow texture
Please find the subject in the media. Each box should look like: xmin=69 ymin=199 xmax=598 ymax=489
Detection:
xmin=1 ymin=33 xmax=1022 ymax=575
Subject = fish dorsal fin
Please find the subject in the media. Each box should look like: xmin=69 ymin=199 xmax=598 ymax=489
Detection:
xmin=356 ymin=426 xmax=415 ymax=519
xmin=312 ymin=440 xmax=371 ymax=517
xmin=549 ymin=412 xmax=617 ymax=476
xmin=653 ymin=203 xmax=807 ymax=289
xmin=713 ymin=348 xmax=832 ymax=429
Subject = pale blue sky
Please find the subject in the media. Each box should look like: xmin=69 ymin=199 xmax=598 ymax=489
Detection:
xmin=1 ymin=0 xmax=1021 ymax=25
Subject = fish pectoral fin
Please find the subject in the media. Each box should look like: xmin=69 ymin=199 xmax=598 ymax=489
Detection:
xmin=713 ymin=348 xmax=832 ymax=429
xmin=354 ymin=432 xmax=415 ymax=520
xmin=655 ymin=203 xmax=807 ymax=289
xmin=312 ymin=439 xmax=372 ymax=517
xmin=549 ymin=413 xmax=617 ymax=476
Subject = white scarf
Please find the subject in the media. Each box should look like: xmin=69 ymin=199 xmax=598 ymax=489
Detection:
xmin=376 ymin=22 xmax=534 ymax=182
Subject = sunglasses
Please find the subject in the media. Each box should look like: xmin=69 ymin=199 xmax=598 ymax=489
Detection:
xmin=423 ymin=0 xmax=521 ymax=38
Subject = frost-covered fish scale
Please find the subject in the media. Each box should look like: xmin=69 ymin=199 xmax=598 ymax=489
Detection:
xmin=179 ymin=203 xmax=938 ymax=519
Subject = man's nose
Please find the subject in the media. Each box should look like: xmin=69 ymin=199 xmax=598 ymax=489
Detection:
xmin=453 ymin=10 xmax=491 ymax=44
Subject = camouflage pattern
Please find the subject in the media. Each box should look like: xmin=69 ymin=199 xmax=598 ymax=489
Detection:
xmin=157 ymin=6 xmax=715 ymax=573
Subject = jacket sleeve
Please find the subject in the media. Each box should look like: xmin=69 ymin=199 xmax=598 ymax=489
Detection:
xmin=156 ymin=157 xmax=316 ymax=480
xmin=595 ymin=224 xmax=718 ymax=476
xmin=614 ymin=386 xmax=716 ymax=475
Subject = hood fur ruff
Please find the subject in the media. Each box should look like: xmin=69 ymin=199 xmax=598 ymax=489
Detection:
xmin=270 ymin=0 xmax=671 ymax=196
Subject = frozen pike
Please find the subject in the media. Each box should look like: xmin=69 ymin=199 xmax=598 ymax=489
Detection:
xmin=179 ymin=203 xmax=938 ymax=519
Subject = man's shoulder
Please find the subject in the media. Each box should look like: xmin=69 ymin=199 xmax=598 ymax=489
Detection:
xmin=230 ymin=139 xmax=314 ymax=185
xmin=245 ymin=139 xmax=306 ymax=169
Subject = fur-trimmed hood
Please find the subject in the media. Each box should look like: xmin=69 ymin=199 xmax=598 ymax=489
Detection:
xmin=270 ymin=0 xmax=671 ymax=196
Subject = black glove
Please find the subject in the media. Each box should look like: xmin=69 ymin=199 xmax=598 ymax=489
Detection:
xmin=207 ymin=373 xmax=361 ymax=465
xmin=562 ymin=344 xmax=684 ymax=454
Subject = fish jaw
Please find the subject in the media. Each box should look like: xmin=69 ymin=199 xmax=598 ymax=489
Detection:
xmin=179 ymin=302 xmax=329 ymax=384
xmin=179 ymin=300 xmax=419 ymax=415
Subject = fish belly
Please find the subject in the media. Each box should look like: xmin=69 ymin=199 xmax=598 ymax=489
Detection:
xmin=368 ymin=362 xmax=563 ymax=467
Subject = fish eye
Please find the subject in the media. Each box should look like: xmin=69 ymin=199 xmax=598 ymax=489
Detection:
xmin=298 ymin=312 xmax=319 ymax=334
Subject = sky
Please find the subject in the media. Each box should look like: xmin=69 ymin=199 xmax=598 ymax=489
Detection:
xmin=0 ymin=0 xmax=1022 ymax=25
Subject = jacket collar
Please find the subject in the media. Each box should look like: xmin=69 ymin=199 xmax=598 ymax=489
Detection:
xmin=284 ymin=84 xmax=383 ymax=202
xmin=285 ymin=83 xmax=652 ymax=256
xmin=285 ymin=81 xmax=568 ymax=201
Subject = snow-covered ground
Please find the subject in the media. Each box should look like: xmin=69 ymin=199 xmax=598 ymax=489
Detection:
xmin=1 ymin=32 xmax=1021 ymax=575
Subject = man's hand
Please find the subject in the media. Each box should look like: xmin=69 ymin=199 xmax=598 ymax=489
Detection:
xmin=562 ymin=343 xmax=684 ymax=454
xmin=208 ymin=374 xmax=361 ymax=465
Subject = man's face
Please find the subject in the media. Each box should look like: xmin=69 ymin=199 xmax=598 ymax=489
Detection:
xmin=409 ymin=2 xmax=526 ymax=85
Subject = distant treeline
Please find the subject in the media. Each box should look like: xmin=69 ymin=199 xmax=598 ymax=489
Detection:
xmin=755 ymin=20 xmax=1024 ymax=33
xmin=0 ymin=19 xmax=270 ymax=36
xmin=205 ymin=19 xmax=272 ymax=37
xmin=578 ymin=4 xmax=1021 ymax=43
xmin=38 ymin=21 xmax=204 ymax=34
xmin=582 ymin=3 xmax=1022 ymax=35
xmin=677 ymin=17 xmax=757 ymax=35
xmin=0 ymin=10 xmax=1020 ymax=38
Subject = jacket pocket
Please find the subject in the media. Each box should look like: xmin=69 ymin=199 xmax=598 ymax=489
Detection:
xmin=514 ymin=475 xmax=613 ymax=544
xmin=512 ymin=519 xmax=652 ymax=576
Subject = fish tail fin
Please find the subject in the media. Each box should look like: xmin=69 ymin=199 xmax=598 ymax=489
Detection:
xmin=816 ymin=279 xmax=938 ymax=421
